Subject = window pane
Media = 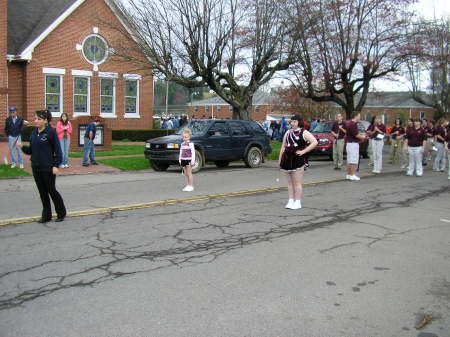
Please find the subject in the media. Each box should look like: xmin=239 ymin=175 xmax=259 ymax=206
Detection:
xmin=74 ymin=95 xmax=87 ymax=112
xmin=101 ymin=96 xmax=113 ymax=113
xmin=46 ymin=76 xmax=60 ymax=94
xmin=229 ymin=121 xmax=249 ymax=135
xmin=74 ymin=78 xmax=88 ymax=95
xmin=125 ymin=80 xmax=137 ymax=97
xmin=101 ymin=79 xmax=113 ymax=95
xmin=125 ymin=97 xmax=136 ymax=113
xmin=83 ymin=35 xmax=107 ymax=63
xmin=46 ymin=94 xmax=59 ymax=112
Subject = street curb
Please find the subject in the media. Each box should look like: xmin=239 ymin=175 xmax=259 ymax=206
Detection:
xmin=0 ymin=172 xmax=385 ymax=227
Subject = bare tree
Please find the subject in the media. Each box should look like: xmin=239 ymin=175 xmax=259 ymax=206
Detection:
xmin=276 ymin=86 xmax=331 ymax=120
xmin=286 ymin=0 xmax=417 ymax=118
xmin=407 ymin=18 xmax=450 ymax=119
xmin=108 ymin=0 xmax=301 ymax=120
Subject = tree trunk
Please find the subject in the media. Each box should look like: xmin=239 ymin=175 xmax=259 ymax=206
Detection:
xmin=232 ymin=107 xmax=251 ymax=120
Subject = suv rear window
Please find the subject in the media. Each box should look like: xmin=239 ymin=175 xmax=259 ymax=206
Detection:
xmin=210 ymin=122 xmax=230 ymax=135
xmin=245 ymin=121 xmax=266 ymax=135
xmin=229 ymin=121 xmax=250 ymax=136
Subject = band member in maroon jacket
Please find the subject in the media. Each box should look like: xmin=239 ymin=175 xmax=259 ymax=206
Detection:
xmin=389 ymin=118 xmax=405 ymax=164
xmin=423 ymin=120 xmax=435 ymax=163
xmin=433 ymin=118 xmax=447 ymax=172
xmin=401 ymin=118 xmax=414 ymax=169
xmin=331 ymin=113 xmax=346 ymax=170
xmin=405 ymin=119 xmax=427 ymax=176
xmin=344 ymin=111 xmax=366 ymax=181
xmin=367 ymin=116 xmax=386 ymax=173
xmin=445 ymin=125 xmax=450 ymax=180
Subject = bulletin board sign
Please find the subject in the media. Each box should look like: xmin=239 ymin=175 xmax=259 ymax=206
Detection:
xmin=78 ymin=125 xmax=104 ymax=146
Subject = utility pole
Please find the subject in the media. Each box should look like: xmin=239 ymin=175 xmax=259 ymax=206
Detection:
xmin=165 ymin=79 xmax=169 ymax=117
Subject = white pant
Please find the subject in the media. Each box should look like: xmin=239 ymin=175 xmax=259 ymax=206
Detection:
xmin=407 ymin=147 xmax=423 ymax=176
xmin=448 ymin=153 xmax=450 ymax=177
xmin=371 ymin=139 xmax=384 ymax=172
xmin=433 ymin=142 xmax=446 ymax=171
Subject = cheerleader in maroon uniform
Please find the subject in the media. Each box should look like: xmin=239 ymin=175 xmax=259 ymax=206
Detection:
xmin=279 ymin=114 xmax=318 ymax=209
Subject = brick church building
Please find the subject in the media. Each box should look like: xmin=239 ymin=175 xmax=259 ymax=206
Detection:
xmin=0 ymin=0 xmax=152 ymax=148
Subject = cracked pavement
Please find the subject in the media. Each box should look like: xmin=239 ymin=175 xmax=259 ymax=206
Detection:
xmin=0 ymin=170 xmax=449 ymax=337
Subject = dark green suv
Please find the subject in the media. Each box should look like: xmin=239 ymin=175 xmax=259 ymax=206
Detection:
xmin=144 ymin=119 xmax=272 ymax=172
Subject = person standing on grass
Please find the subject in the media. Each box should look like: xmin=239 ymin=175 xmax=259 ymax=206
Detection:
xmin=21 ymin=110 xmax=66 ymax=223
xmin=82 ymin=118 xmax=100 ymax=167
xmin=56 ymin=113 xmax=72 ymax=168
xmin=367 ymin=116 xmax=386 ymax=174
xmin=344 ymin=111 xmax=366 ymax=181
xmin=331 ymin=113 xmax=346 ymax=170
xmin=405 ymin=119 xmax=427 ymax=177
xmin=389 ymin=118 xmax=405 ymax=164
xmin=279 ymin=114 xmax=318 ymax=210
xmin=433 ymin=118 xmax=447 ymax=172
xmin=179 ymin=128 xmax=196 ymax=192
xmin=4 ymin=106 xmax=26 ymax=169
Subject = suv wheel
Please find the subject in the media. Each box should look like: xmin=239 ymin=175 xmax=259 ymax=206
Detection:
xmin=150 ymin=160 xmax=169 ymax=171
xmin=215 ymin=160 xmax=230 ymax=168
xmin=244 ymin=147 xmax=263 ymax=168
xmin=192 ymin=150 xmax=203 ymax=173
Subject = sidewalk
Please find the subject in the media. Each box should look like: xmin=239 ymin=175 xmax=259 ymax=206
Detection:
xmin=0 ymin=141 xmax=120 ymax=175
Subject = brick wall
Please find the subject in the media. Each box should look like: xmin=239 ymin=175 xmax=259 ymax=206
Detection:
xmin=11 ymin=0 xmax=153 ymax=136
xmin=0 ymin=0 xmax=7 ymax=136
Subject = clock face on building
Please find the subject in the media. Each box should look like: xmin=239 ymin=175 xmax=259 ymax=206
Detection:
xmin=82 ymin=34 xmax=108 ymax=65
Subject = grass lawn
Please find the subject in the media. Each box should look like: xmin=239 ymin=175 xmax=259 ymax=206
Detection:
xmin=0 ymin=164 xmax=31 ymax=179
xmin=69 ymin=145 xmax=144 ymax=158
xmin=97 ymin=156 xmax=150 ymax=171
xmin=267 ymin=141 xmax=281 ymax=160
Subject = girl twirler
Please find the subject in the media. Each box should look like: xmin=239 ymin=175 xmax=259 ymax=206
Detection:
xmin=279 ymin=114 xmax=318 ymax=210
xmin=179 ymin=128 xmax=196 ymax=191
xmin=21 ymin=110 xmax=66 ymax=223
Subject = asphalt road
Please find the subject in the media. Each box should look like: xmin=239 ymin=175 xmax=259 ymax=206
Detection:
xmin=0 ymin=165 xmax=449 ymax=337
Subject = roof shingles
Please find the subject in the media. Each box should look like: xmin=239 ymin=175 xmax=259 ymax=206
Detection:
xmin=7 ymin=0 xmax=78 ymax=56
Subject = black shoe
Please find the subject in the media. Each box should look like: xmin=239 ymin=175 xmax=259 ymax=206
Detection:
xmin=55 ymin=217 xmax=65 ymax=222
xmin=334 ymin=167 xmax=341 ymax=170
xmin=37 ymin=218 xmax=51 ymax=223
xmin=91 ymin=161 xmax=98 ymax=165
xmin=82 ymin=163 xmax=89 ymax=167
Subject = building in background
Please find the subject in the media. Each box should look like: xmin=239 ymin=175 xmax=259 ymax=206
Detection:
xmin=1 ymin=0 xmax=153 ymax=144
xmin=189 ymin=91 xmax=436 ymax=123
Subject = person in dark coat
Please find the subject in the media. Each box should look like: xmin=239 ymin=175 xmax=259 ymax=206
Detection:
xmin=21 ymin=110 xmax=66 ymax=223
xmin=4 ymin=106 xmax=26 ymax=168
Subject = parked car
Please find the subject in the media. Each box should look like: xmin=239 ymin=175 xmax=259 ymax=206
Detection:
xmin=144 ymin=119 xmax=272 ymax=172
xmin=310 ymin=120 xmax=370 ymax=159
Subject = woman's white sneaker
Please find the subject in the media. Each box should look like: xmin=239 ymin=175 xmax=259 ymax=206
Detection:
xmin=291 ymin=200 xmax=302 ymax=209
xmin=285 ymin=199 xmax=294 ymax=209
xmin=350 ymin=175 xmax=360 ymax=181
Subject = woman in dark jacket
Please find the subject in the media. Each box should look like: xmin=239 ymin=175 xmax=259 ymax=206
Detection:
xmin=22 ymin=110 xmax=66 ymax=223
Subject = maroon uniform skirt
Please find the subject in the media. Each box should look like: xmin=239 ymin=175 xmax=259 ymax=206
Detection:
xmin=280 ymin=147 xmax=308 ymax=171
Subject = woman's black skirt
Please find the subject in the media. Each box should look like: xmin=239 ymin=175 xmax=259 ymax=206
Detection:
xmin=280 ymin=149 xmax=308 ymax=172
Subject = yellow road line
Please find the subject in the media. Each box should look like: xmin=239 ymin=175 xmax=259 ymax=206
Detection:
xmin=0 ymin=174 xmax=374 ymax=227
